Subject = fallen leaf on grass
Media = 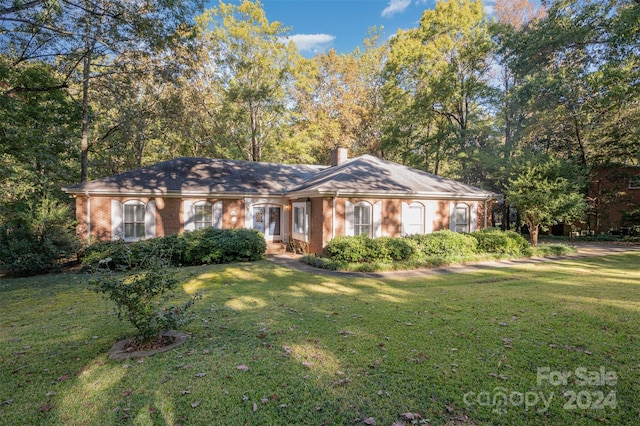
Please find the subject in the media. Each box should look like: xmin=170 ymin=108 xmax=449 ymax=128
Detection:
xmin=237 ymin=364 xmax=249 ymax=371
xmin=2 ymin=399 xmax=13 ymax=405
xmin=57 ymin=374 xmax=69 ymax=382
xmin=194 ymin=372 xmax=207 ymax=378
xmin=400 ymin=412 xmax=422 ymax=420
xmin=121 ymin=388 xmax=133 ymax=397
xmin=38 ymin=404 xmax=53 ymax=412
xmin=191 ymin=401 xmax=200 ymax=408
xmin=301 ymin=361 xmax=314 ymax=368
xmin=252 ymin=402 xmax=258 ymax=412
xmin=363 ymin=417 xmax=376 ymax=425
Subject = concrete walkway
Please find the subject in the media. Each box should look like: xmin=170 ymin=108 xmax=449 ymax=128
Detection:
xmin=267 ymin=242 xmax=640 ymax=279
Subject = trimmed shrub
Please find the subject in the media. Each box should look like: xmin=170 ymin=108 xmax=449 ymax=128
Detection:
xmin=407 ymin=230 xmax=478 ymax=258
xmin=325 ymin=234 xmax=417 ymax=263
xmin=470 ymin=228 xmax=531 ymax=256
xmin=82 ymin=228 xmax=266 ymax=270
xmin=325 ymin=235 xmax=370 ymax=263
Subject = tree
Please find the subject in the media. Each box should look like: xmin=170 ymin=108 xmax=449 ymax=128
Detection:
xmin=506 ymin=156 xmax=586 ymax=245
xmin=504 ymin=0 xmax=640 ymax=167
xmin=1 ymin=0 xmax=201 ymax=180
xmin=197 ymin=0 xmax=296 ymax=162
xmin=382 ymin=0 xmax=495 ymax=182
xmin=290 ymin=28 xmax=387 ymax=163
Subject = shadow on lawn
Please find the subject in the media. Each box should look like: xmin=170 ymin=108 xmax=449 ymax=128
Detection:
xmin=2 ymin=254 xmax=639 ymax=425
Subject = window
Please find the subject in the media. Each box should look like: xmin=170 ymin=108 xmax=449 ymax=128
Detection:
xmin=292 ymin=201 xmax=310 ymax=242
xmin=454 ymin=203 xmax=470 ymax=233
xmin=353 ymin=202 xmax=372 ymax=236
xmin=184 ymin=200 xmax=222 ymax=231
xmin=194 ymin=203 xmax=213 ymax=229
xmin=630 ymin=176 xmax=640 ymax=190
xmin=124 ymin=201 xmax=146 ymax=240
xmin=404 ymin=202 xmax=424 ymax=235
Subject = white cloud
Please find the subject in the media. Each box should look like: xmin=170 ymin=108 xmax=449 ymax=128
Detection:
xmin=381 ymin=0 xmax=411 ymax=18
xmin=282 ymin=34 xmax=336 ymax=54
xmin=483 ymin=0 xmax=496 ymax=16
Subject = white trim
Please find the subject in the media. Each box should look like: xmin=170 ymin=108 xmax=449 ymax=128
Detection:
xmin=449 ymin=202 xmax=456 ymax=231
xmin=145 ymin=200 xmax=156 ymax=239
xmin=111 ymin=200 xmax=122 ymax=240
xmin=85 ymin=192 xmax=91 ymax=243
xmin=183 ymin=199 xmax=194 ymax=231
xmin=373 ymin=201 xmax=382 ymax=237
xmin=345 ymin=201 xmax=354 ymax=236
xmin=292 ymin=201 xmax=310 ymax=242
xmin=213 ymin=200 xmax=223 ymax=229
xmin=402 ymin=201 xmax=425 ymax=235
xmin=470 ymin=202 xmax=478 ymax=232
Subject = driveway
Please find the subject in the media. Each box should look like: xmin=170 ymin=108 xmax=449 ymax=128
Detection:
xmin=267 ymin=241 xmax=640 ymax=279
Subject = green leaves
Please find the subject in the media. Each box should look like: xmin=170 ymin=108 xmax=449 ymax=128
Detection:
xmin=506 ymin=155 xmax=587 ymax=244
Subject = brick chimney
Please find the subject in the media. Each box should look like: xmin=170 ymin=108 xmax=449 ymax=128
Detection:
xmin=330 ymin=147 xmax=348 ymax=166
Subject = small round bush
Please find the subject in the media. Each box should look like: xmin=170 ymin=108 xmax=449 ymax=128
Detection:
xmin=470 ymin=228 xmax=531 ymax=256
xmin=325 ymin=235 xmax=370 ymax=263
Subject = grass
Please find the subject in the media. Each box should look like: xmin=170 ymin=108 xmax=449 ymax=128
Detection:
xmin=1 ymin=253 xmax=639 ymax=425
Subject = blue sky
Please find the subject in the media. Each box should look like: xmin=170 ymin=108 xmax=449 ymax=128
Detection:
xmin=217 ymin=0 xmax=497 ymax=56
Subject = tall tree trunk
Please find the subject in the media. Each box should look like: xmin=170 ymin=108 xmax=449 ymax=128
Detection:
xmin=528 ymin=221 xmax=539 ymax=245
xmin=80 ymin=50 xmax=91 ymax=182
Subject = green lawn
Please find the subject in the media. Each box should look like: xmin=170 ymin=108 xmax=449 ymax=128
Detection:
xmin=1 ymin=254 xmax=639 ymax=425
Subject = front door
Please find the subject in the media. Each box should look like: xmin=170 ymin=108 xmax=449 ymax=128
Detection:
xmin=253 ymin=206 xmax=282 ymax=241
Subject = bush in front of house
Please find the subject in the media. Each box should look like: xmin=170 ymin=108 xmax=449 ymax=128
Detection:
xmin=81 ymin=228 xmax=266 ymax=270
xmin=469 ymin=227 xmax=532 ymax=256
xmin=182 ymin=227 xmax=266 ymax=265
xmin=407 ymin=230 xmax=479 ymax=259
xmin=325 ymin=234 xmax=417 ymax=263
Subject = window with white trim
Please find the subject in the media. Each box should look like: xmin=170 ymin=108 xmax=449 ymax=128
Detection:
xmin=404 ymin=202 xmax=424 ymax=235
xmin=630 ymin=176 xmax=640 ymax=190
xmin=124 ymin=200 xmax=146 ymax=240
xmin=353 ymin=202 xmax=372 ymax=236
xmin=193 ymin=201 xmax=222 ymax=229
xmin=292 ymin=201 xmax=310 ymax=242
xmin=454 ymin=203 xmax=470 ymax=233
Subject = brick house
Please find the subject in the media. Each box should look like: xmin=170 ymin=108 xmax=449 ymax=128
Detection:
xmin=588 ymin=166 xmax=640 ymax=234
xmin=63 ymin=149 xmax=498 ymax=254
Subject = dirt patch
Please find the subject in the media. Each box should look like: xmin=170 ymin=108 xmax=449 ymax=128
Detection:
xmin=108 ymin=330 xmax=189 ymax=360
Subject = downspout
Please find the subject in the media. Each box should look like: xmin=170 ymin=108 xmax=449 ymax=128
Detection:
xmin=85 ymin=191 xmax=91 ymax=244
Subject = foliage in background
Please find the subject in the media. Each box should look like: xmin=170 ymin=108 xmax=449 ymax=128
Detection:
xmin=90 ymin=256 xmax=199 ymax=343
xmin=0 ymin=198 xmax=80 ymax=277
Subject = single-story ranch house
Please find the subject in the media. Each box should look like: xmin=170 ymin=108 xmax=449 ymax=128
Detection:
xmin=63 ymin=149 xmax=499 ymax=254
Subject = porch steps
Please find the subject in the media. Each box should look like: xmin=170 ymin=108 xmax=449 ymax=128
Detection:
xmin=265 ymin=242 xmax=287 ymax=255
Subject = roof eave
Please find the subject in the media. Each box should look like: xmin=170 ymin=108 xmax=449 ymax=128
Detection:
xmin=287 ymin=188 xmax=500 ymax=200
xmin=63 ymin=188 xmax=288 ymax=198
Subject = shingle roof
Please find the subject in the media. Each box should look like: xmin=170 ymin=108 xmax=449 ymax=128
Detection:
xmin=63 ymin=157 xmax=327 ymax=196
xmin=288 ymin=155 xmax=496 ymax=199
xmin=63 ymin=155 xmax=497 ymax=199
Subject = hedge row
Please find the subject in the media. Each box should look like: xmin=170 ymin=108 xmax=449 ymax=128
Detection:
xmin=324 ymin=229 xmax=531 ymax=264
xmin=82 ymin=228 xmax=266 ymax=270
